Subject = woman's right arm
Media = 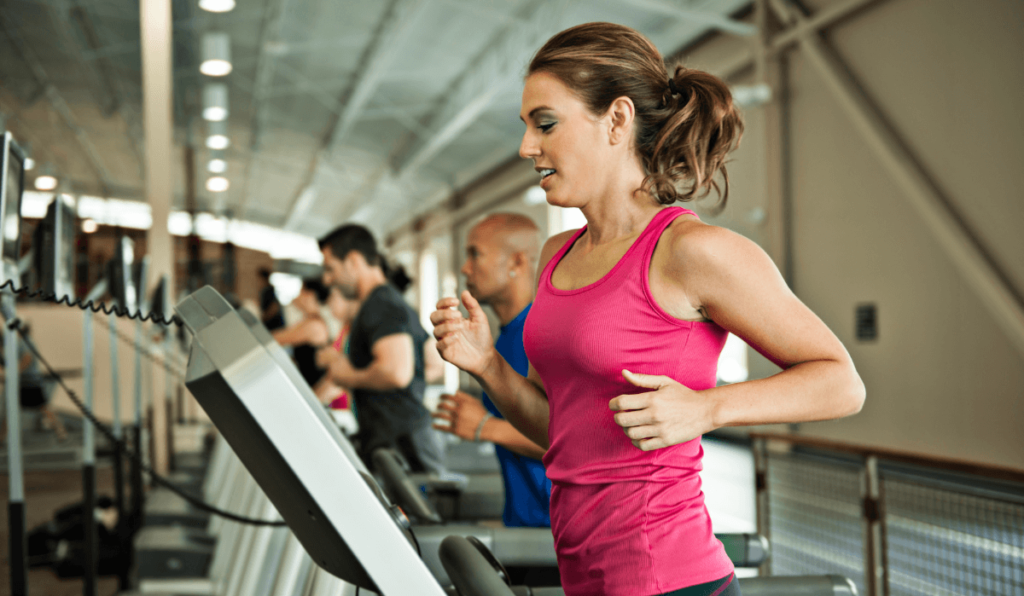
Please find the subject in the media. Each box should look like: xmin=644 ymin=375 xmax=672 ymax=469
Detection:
xmin=430 ymin=229 xmax=576 ymax=449
xmin=431 ymin=292 xmax=551 ymax=448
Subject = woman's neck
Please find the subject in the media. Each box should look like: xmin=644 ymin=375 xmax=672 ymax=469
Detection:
xmin=579 ymin=166 xmax=662 ymax=245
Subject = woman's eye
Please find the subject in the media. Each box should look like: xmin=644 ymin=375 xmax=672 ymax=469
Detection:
xmin=538 ymin=123 xmax=555 ymax=132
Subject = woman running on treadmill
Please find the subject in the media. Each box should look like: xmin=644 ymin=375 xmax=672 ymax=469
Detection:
xmin=431 ymin=22 xmax=865 ymax=596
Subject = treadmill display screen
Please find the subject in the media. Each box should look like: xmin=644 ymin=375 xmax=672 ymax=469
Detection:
xmin=2 ymin=141 xmax=22 ymax=264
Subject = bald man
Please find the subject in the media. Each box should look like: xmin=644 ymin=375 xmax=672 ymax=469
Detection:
xmin=432 ymin=213 xmax=552 ymax=528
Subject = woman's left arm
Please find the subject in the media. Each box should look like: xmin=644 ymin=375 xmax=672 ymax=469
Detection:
xmin=610 ymin=224 xmax=865 ymax=450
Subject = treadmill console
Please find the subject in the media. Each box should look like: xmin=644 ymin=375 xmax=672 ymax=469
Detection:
xmin=175 ymin=286 xmax=446 ymax=595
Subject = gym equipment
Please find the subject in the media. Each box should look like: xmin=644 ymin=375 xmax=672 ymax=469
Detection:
xmin=1 ymin=130 xmax=28 ymax=596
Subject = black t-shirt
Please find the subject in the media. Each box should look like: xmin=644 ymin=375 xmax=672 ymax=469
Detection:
xmin=260 ymin=285 xmax=285 ymax=331
xmin=348 ymin=284 xmax=429 ymax=455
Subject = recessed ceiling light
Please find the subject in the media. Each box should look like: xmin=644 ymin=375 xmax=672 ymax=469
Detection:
xmin=201 ymin=59 xmax=232 ymax=77
xmin=82 ymin=219 xmax=98 ymax=234
xmin=206 ymin=177 xmax=230 ymax=192
xmin=202 ymin=83 xmax=229 ymax=121
xmin=200 ymin=33 xmax=232 ymax=76
xmin=34 ymin=175 xmax=58 ymax=191
xmin=198 ymin=0 xmax=235 ymax=13
xmin=208 ymin=158 xmax=227 ymax=173
xmin=206 ymin=135 xmax=230 ymax=150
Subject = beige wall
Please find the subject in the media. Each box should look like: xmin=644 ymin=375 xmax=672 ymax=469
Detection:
xmin=690 ymin=0 xmax=1024 ymax=468
xmin=396 ymin=0 xmax=1024 ymax=469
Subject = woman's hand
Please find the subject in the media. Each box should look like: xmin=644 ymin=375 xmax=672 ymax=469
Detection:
xmin=429 ymin=291 xmax=497 ymax=378
xmin=327 ymin=353 xmax=356 ymax=386
xmin=609 ymin=370 xmax=718 ymax=451
xmin=431 ymin=391 xmax=490 ymax=441
xmin=316 ymin=345 xmax=340 ymax=368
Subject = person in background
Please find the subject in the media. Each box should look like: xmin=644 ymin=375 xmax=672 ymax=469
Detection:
xmin=258 ymin=267 xmax=286 ymax=331
xmin=273 ymin=278 xmax=331 ymax=388
xmin=431 ymin=213 xmax=551 ymax=530
xmin=319 ymin=224 xmax=446 ymax=474
xmin=315 ymin=286 xmax=360 ymax=408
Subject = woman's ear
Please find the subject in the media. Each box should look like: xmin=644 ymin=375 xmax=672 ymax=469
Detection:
xmin=606 ymin=96 xmax=636 ymax=146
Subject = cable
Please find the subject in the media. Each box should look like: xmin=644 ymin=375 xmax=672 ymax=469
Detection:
xmin=8 ymin=316 xmax=286 ymax=527
xmin=0 ymin=279 xmax=183 ymax=327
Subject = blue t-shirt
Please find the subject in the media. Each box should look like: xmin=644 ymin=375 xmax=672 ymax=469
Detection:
xmin=482 ymin=304 xmax=551 ymax=528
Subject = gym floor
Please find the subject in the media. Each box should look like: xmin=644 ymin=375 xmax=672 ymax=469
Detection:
xmin=0 ymin=465 xmax=119 ymax=596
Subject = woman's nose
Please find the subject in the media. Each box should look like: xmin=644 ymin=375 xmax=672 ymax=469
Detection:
xmin=519 ymin=130 xmax=539 ymax=159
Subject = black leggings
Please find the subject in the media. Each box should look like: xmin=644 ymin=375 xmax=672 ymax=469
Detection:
xmin=657 ymin=571 xmax=741 ymax=596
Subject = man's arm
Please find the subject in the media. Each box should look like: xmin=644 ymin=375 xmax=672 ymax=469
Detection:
xmin=327 ymin=333 xmax=415 ymax=391
xmin=432 ymin=391 xmax=546 ymax=460
xmin=479 ymin=418 xmax=546 ymax=460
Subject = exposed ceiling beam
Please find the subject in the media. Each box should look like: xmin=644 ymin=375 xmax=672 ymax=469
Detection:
xmin=619 ymin=0 xmax=757 ymax=37
xmin=48 ymin=1 xmax=146 ymax=180
xmin=390 ymin=0 xmax=576 ymax=177
xmin=277 ymin=0 xmax=430 ymax=230
xmin=236 ymin=0 xmax=290 ymax=218
xmin=0 ymin=8 xmax=114 ymax=195
xmin=329 ymin=0 xmax=429 ymax=145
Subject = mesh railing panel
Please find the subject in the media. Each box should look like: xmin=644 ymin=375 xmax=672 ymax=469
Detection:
xmin=766 ymin=452 xmax=867 ymax=595
xmin=884 ymin=476 xmax=1024 ymax=596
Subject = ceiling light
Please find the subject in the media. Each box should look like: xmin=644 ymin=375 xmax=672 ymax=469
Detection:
xmin=206 ymin=135 xmax=229 ymax=150
xmin=82 ymin=218 xmax=98 ymax=234
xmin=206 ymin=120 xmax=230 ymax=150
xmin=206 ymin=177 xmax=230 ymax=192
xmin=34 ymin=175 xmax=58 ymax=191
xmin=200 ymin=33 xmax=232 ymax=76
xmin=208 ymin=158 xmax=227 ymax=173
xmin=202 ymin=83 xmax=229 ymax=121
xmin=23 ymin=158 xmax=35 ymax=171
xmin=198 ymin=0 xmax=235 ymax=13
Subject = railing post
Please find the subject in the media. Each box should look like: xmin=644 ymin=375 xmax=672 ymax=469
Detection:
xmin=753 ymin=437 xmax=771 ymax=577
xmin=863 ymin=455 xmax=887 ymax=596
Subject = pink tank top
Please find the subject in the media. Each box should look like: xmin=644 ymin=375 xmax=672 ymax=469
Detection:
xmin=523 ymin=207 xmax=733 ymax=595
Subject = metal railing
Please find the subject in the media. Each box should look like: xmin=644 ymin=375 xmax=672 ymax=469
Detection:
xmin=749 ymin=432 xmax=1024 ymax=596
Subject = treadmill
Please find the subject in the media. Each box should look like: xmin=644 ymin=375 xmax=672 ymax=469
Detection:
xmin=175 ymin=286 xmax=857 ymax=596
xmin=235 ymin=307 xmax=559 ymax=586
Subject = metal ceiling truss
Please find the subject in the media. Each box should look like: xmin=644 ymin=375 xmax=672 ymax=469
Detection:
xmin=237 ymin=0 xmax=290 ymax=217
xmin=0 ymin=7 xmax=115 ymax=195
xmin=277 ymin=0 xmax=432 ymax=230
xmin=48 ymin=0 xmax=146 ymax=180
xmin=619 ymin=0 xmax=757 ymax=37
xmin=389 ymin=0 xmax=576 ymax=177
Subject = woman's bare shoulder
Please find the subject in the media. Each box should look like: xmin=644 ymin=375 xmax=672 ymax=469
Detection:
xmin=659 ymin=216 xmax=774 ymax=283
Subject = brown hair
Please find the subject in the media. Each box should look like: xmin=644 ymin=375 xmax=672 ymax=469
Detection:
xmin=528 ymin=22 xmax=743 ymax=208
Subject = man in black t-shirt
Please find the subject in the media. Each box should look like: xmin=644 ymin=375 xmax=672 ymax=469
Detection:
xmin=318 ymin=224 xmax=445 ymax=474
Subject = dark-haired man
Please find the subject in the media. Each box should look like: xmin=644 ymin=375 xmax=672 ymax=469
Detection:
xmin=319 ymin=224 xmax=445 ymax=474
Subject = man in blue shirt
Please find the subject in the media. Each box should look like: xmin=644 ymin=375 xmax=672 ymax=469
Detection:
xmin=432 ymin=213 xmax=550 ymax=528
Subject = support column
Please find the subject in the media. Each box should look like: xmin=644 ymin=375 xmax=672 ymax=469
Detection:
xmin=140 ymin=0 xmax=174 ymax=475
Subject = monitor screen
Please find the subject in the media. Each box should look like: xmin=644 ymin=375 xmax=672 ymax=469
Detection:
xmin=109 ymin=236 xmax=138 ymax=314
xmin=1 ymin=133 xmax=25 ymax=278
xmin=39 ymin=195 xmax=76 ymax=301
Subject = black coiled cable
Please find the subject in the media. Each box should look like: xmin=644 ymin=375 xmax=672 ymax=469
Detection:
xmin=0 ymin=279 xmax=184 ymax=326
xmin=2 ymin=292 xmax=285 ymax=527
